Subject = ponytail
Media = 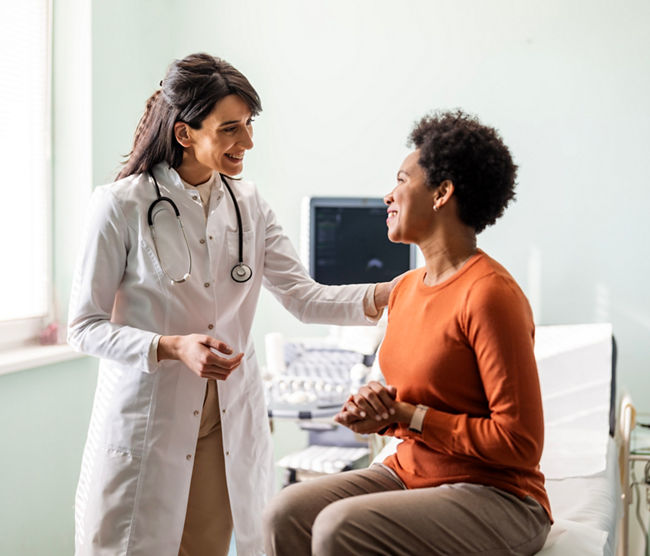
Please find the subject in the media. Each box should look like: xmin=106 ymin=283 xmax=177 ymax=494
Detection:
xmin=116 ymin=90 xmax=172 ymax=180
xmin=132 ymin=90 xmax=163 ymax=161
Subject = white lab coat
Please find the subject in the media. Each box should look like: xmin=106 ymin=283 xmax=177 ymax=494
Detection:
xmin=68 ymin=163 xmax=374 ymax=556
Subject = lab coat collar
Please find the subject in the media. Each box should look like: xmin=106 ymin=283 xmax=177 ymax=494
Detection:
xmin=151 ymin=162 xmax=224 ymax=197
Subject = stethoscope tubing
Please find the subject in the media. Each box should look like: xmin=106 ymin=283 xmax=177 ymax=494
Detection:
xmin=220 ymin=174 xmax=253 ymax=282
xmin=147 ymin=170 xmax=252 ymax=284
xmin=147 ymin=175 xmax=180 ymax=224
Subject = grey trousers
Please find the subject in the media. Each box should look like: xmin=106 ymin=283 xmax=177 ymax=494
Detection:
xmin=263 ymin=464 xmax=550 ymax=556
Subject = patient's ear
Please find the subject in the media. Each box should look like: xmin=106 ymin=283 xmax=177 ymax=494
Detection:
xmin=434 ymin=180 xmax=455 ymax=207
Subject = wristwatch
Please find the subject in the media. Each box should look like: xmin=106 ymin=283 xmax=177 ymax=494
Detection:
xmin=408 ymin=404 xmax=429 ymax=433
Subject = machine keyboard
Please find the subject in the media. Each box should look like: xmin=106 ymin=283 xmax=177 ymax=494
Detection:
xmin=265 ymin=342 xmax=364 ymax=410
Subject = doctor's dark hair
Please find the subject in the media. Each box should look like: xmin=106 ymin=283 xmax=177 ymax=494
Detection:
xmin=117 ymin=53 xmax=262 ymax=180
xmin=409 ymin=110 xmax=517 ymax=233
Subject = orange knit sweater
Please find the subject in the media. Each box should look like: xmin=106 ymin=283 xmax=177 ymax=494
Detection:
xmin=379 ymin=250 xmax=551 ymax=519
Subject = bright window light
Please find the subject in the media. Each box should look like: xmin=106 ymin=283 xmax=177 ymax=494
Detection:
xmin=0 ymin=1 xmax=51 ymax=341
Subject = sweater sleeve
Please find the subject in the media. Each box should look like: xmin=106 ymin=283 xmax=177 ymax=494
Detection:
xmin=417 ymin=275 xmax=544 ymax=469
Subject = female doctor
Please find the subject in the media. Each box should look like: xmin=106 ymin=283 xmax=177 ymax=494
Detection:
xmin=68 ymin=53 xmax=393 ymax=556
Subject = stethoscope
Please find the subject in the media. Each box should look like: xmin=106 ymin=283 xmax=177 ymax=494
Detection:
xmin=147 ymin=170 xmax=253 ymax=284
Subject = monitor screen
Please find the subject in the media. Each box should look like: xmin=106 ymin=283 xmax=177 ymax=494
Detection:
xmin=305 ymin=197 xmax=416 ymax=285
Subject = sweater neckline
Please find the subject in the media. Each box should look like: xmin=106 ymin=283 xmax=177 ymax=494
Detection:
xmin=416 ymin=249 xmax=485 ymax=293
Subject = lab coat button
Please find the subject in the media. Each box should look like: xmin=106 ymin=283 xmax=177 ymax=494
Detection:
xmin=192 ymin=195 xmax=198 ymax=201
xmin=204 ymin=282 xmax=210 ymax=288
xmin=200 ymin=238 xmax=206 ymax=244
xmin=186 ymin=454 xmax=192 ymax=460
xmin=208 ymin=324 xmax=214 ymax=330
xmin=209 ymin=235 xmax=214 ymax=240
xmin=193 ymin=410 xmax=199 ymax=416
xmin=226 ymin=451 xmax=230 ymax=456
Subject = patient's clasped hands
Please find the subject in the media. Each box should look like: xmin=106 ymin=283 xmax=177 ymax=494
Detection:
xmin=334 ymin=380 xmax=415 ymax=434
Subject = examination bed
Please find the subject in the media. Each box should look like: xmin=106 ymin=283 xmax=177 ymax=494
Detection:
xmin=534 ymin=324 xmax=619 ymax=555
xmin=371 ymin=323 xmax=621 ymax=555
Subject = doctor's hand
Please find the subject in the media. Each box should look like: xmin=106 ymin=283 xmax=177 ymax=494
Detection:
xmin=158 ymin=334 xmax=244 ymax=380
xmin=373 ymin=272 xmax=408 ymax=309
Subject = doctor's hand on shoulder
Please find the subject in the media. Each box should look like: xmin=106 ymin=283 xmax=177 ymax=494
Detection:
xmin=374 ymin=271 xmax=408 ymax=309
xmin=157 ymin=334 xmax=244 ymax=380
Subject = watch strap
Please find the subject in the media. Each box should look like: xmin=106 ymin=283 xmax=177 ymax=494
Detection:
xmin=408 ymin=404 xmax=429 ymax=433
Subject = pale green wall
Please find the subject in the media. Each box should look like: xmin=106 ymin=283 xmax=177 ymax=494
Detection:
xmin=0 ymin=358 xmax=98 ymax=555
xmin=2 ymin=1 xmax=649 ymax=554
xmin=92 ymin=0 xmax=180 ymax=185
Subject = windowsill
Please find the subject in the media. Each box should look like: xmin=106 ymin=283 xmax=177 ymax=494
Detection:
xmin=0 ymin=343 xmax=87 ymax=376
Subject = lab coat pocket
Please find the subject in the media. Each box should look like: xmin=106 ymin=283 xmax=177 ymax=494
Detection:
xmin=139 ymin=238 xmax=165 ymax=283
xmin=92 ymin=449 xmax=140 ymax=552
xmin=104 ymin=363 xmax=157 ymax=458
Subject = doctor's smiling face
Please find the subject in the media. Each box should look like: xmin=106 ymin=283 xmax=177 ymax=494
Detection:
xmin=175 ymin=94 xmax=254 ymax=181
xmin=384 ymin=150 xmax=437 ymax=245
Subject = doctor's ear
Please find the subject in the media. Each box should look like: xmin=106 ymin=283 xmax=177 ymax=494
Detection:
xmin=174 ymin=122 xmax=192 ymax=148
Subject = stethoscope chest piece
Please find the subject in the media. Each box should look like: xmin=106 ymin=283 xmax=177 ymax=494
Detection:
xmin=231 ymin=262 xmax=253 ymax=283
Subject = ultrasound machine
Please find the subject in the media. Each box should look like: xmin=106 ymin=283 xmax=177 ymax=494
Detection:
xmin=265 ymin=197 xmax=416 ymax=483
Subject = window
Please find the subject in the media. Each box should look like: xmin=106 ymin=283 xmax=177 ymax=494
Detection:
xmin=0 ymin=1 xmax=51 ymax=348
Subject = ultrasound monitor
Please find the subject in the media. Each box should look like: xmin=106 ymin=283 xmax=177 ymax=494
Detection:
xmin=302 ymin=197 xmax=417 ymax=285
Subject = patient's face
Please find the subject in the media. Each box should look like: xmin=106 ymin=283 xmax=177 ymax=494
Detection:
xmin=384 ymin=150 xmax=435 ymax=244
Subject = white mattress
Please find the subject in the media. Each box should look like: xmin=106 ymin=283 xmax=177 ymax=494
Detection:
xmin=538 ymin=438 xmax=620 ymax=556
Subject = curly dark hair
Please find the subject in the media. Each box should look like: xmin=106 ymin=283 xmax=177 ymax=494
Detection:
xmin=408 ymin=110 xmax=517 ymax=233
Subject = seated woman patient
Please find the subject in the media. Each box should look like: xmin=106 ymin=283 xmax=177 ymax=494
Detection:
xmin=263 ymin=110 xmax=552 ymax=556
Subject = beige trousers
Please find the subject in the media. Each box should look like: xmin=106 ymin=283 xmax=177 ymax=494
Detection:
xmin=179 ymin=380 xmax=233 ymax=556
xmin=263 ymin=464 xmax=551 ymax=556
